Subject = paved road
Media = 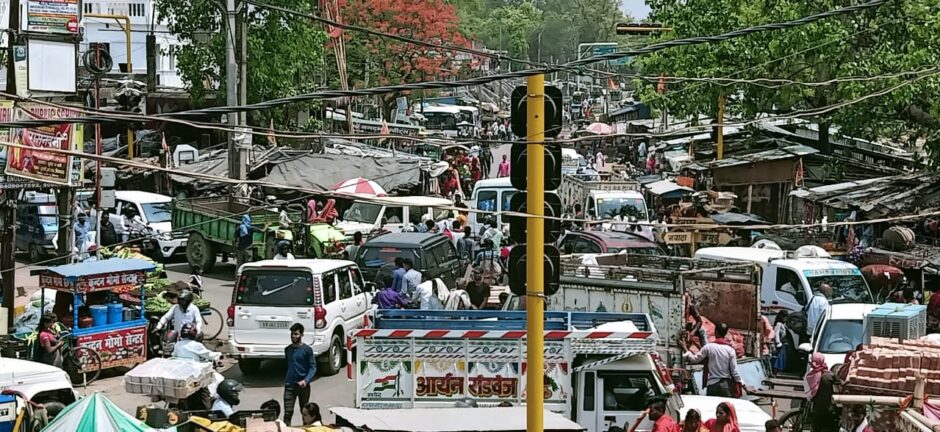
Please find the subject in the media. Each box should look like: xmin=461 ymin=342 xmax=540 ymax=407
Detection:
xmin=13 ymin=257 xmax=355 ymax=426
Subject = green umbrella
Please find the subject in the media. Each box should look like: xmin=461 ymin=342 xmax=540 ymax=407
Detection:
xmin=42 ymin=393 xmax=155 ymax=432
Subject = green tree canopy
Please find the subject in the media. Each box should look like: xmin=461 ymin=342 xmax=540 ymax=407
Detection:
xmin=636 ymin=0 xmax=940 ymax=159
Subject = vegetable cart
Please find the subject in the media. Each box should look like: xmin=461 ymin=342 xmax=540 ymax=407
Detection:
xmin=31 ymin=258 xmax=156 ymax=384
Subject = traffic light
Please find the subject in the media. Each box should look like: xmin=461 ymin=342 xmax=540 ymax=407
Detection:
xmin=509 ymin=144 xmax=562 ymax=191
xmin=508 ymin=246 xmax=560 ymax=297
xmin=507 ymin=84 xmax=564 ymax=299
xmin=510 ymin=86 xmax=563 ymax=139
xmin=508 ymin=192 xmax=562 ymax=243
xmin=615 ymin=23 xmax=671 ymax=35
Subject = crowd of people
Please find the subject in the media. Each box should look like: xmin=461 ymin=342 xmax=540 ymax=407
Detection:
xmin=439 ymin=145 xmax=496 ymax=199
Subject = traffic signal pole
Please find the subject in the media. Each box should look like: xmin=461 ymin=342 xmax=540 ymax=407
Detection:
xmin=526 ymin=74 xmax=545 ymax=432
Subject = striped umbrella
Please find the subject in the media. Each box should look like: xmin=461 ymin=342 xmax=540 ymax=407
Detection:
xmin=42 ymin=392 xmax=154 ymax=432
xmin=331 ymin=177 xmax=388 ymax=197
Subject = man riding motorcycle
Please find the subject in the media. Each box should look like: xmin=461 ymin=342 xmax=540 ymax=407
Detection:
xmin=156 ymin=289 xmax=203 ymax=340
xmin=213 ymin=379 xmax=243 ymax=417
xmin=173 ymin=323 xmax=220 ymax=363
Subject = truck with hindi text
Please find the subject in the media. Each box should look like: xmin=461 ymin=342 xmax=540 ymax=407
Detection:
xmin=351 ymin=310 xmax=771 ymax=432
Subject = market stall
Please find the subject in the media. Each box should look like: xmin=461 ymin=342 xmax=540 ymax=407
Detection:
xmin=30 ymin=259 xmax=155 ymax=383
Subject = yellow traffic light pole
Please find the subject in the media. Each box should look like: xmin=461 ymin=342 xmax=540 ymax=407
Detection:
xmin=526 ymin=74 xmax=545 ymax=432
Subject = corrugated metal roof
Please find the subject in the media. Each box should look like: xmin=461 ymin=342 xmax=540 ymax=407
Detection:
xmin=708 ymin=144 xmax=818 ymax=169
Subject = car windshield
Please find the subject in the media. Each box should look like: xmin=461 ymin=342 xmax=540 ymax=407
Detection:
xmin=806 ymin=273 xmax=873 ymax=303
xmin=343 ymin=203 xmax=381 ymax=224
xmin=142 ymin=202 xmax=172 ymax=223
xmin=236 ymin=269 xmax=315 ymax=306
xmin=817 ymin=319 xmax=863 ymax=354
xmin=424 ymin=112 xmax=457 ymax=130
xmin=596 ymin=198 xmax=648 ymax=220
xmin=358 ymin=247 xmax=420 ymax=269
xmin=38 ymin=205 xmax=57 ymax=231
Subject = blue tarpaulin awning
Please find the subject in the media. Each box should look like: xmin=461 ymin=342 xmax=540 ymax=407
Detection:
xmin=31 ymin=258 xmax=156 ymax=282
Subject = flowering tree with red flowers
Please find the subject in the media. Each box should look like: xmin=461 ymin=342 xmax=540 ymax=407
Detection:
xmin=340 ymin=0 xmax=468 ymax=120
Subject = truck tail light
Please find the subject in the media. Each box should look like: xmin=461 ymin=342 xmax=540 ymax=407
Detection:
xmin=314 ymin=306 xmax=327 ymax=329
xmin=227 ymin=305 xmax=235 ymax=327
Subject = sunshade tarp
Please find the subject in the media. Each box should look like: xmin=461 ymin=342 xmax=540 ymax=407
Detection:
xmin=33 ymin=258 xmax=156 ymax=280
xmin=264 ymin=154 xmax=422 ymax=192
xmin=42 ymin=393 xmax=154 ymax=432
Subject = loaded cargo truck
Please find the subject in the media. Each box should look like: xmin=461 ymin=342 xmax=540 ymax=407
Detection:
xmin=351 ymin=310 xmax=771 ymax=432
xmin=559 ymin=174 xmax=643 ymax=218
xmin=173 ymin=196 xmax=347 ymax=271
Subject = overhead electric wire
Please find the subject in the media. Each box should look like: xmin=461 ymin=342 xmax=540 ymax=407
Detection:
xmin=0 ymin=0 xmax=888 ymax=131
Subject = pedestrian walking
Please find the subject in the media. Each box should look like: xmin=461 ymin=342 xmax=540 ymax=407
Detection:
xmin=679 ymin=323 xmax=742 ymax=397
xmin=99 ymin=214 xmax=118 ymax=247
xmin=806 ymin=352 xmax=838 ymax=432
xmin=283 ymin=323 xmax=316 ymax=425
xmin=498 ymin=154 xmax=511 ymax=177
xmin=682 ymin=409 xmax=708 ymax=432
xmin=626 ymin=398 xmax=679 ymax=432
xmin=805 ymin=283 xmax=832 ymax=336
xmin=345 ymin=231 xmax=363 ymax=260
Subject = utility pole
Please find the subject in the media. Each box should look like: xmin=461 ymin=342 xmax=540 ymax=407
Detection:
xmin=225 ymin=0 xmax=242 ymax=180
xmin=525 ymin=74 xmax=545 ymax=432
xmin=717 ymin=95 xmax=725 ymax=160
xmin=238 ymin=6 xmax=247 ymax=127
xmin=2 ymin=0 xmax=20 ymax=329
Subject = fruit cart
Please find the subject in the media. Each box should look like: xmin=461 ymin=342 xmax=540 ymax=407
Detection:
xmin=31 ymin=258 xmax=156 ymax=384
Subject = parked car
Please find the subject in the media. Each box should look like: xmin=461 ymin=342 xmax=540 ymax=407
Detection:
xmin=556 ymin=230 xmax=662 ymax=255
xmin=228 ymin=259 xmax=374 ymax=377
xmin=354 ymin=232 xmax=464 ymax=289
xmin=15 ymin=192 xmax=58 ymax=262
xmin=107 ymin=191 xmax=184 ymax=260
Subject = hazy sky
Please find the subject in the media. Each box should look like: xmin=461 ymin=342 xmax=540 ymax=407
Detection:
xmin=621 ymin=0 xmax=650 ymax=20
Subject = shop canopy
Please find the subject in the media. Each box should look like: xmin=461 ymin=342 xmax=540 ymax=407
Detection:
xmin=42 ymin=393 xmax=155 ymax=432
xmin=31 ymin=259 xmax=156 ymax=292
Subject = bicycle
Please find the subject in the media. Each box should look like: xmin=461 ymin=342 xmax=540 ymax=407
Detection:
xmin=189 ymin=285 xmax=225 ymax=341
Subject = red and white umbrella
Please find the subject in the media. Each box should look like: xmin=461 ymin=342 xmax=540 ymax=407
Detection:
xmin=585 ymin=122 xmax=614 ymax=135
xmin=331 ymin=177 xmax=387 ymax=197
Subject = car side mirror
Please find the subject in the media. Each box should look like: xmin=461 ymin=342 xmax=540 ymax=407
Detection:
xmin=363 ymin=282 xmax=376 ymax=293
xmin=798 ymin=343 xmax=813 ymax=354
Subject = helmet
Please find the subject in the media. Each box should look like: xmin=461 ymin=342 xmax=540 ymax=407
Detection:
xmin=217 ymin=379 xmax=243 ymax=406
xmin=180 ymin=322 xmax=197 ymax=340
xmin=277 ymin=240 xmax=292 ymax=255
xmin=178 ymin=289 xmax=194 ymax=306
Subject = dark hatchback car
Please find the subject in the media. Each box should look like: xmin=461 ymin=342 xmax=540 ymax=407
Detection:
xmin=355 ymin=232 xmax=465 ymax=289
xmin=557 ymin=230 xmax=662 ymax=255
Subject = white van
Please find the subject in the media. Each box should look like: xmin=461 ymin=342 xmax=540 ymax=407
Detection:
xmin=108 ymin=191 xmax=184 ymax=259
xmin=336 ymin=196 xmax=452 ymax=236
xmin=694 ymin=247 xmax=873 ymax=313
xmin=468 ymin=177 xmax=517 ymax=233
xmin=229 ymin=259 xmax=374 ymax=377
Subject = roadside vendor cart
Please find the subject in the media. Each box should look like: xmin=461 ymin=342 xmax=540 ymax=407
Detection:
xmin=30 ymin=258 xmax=156 ymax=385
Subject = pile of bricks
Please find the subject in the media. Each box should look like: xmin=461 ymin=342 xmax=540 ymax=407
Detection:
xmin=844 ymin=337 xmax=940 ymax=395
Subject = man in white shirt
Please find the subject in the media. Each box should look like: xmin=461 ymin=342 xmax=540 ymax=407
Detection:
xmin=273 ymin=241 xmax=295 ymax=260
xmin=679 ymin=323 xmax=742 ymax=397
xmin=173 ymin=323 xmax=221 ymax=362
xmin=805 ymin=283 xmax=832 ymax=335
xmin=415 ymin=279 xmax=445 ymax=310
xmin=157 ymin=289 xmax=203 ymax=338
xmin=212 ymin=379 xmax=243 ymax=417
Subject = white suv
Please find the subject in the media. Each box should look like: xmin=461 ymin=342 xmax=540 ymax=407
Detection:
xmin=228 ymin=259 xmax=374 ymax=376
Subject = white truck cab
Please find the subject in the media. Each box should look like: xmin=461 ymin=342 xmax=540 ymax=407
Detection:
xmin=108 ymin=190 xmax=184 ymax=259
xmin=694 ymin=247 xmax=873 ymax=313
xmin=353 ymin=310 xmax=771 ymax=432
xmin=229 ymin=259 xmax=374 ymax=377
xmin=468 ymin=177 xmax=517 ymax=232
xmin=337 ymin=196 xmax=453 ymax=236
xmin=0 ymin=358 xmax=77 ymax=405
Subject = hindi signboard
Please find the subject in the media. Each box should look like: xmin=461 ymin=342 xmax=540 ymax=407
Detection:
xmin=76 ymin=326 xmax=147 ymax=371
xmin=5 ymin=103 xmax=83 ymax=185
xmin=26 ymin=0 xmax=80 ymax=34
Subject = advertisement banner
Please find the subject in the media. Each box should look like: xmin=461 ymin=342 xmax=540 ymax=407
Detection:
xmin=521 ymin=341 xmax=570 ymax=404
xmin=76 ymin=325 xmax=147 ymax=371
xmin=26 ymin=0 xmax=80 ymax=34
xmin=6 ymin=103 xmax=83 ymax=185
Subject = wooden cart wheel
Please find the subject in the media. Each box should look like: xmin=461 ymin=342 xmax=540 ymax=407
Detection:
xmin=187 ymin=232 xmax=216 ymax=272
xmin=66 ymin=346 xmax=102 ymax=386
